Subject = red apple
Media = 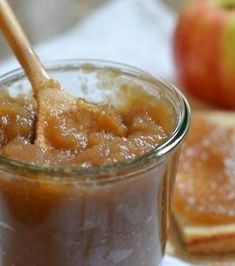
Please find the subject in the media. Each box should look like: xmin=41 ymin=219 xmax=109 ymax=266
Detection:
xmin=173 ymin=0 xmax=235 ymax=109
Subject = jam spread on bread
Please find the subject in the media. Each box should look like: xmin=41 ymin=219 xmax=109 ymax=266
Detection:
xmin=173 ymin=116 xmax=235 ymax=225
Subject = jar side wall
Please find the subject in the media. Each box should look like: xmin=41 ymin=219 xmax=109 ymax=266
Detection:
xmin=0 ymin=155 xmax=175 ymax=265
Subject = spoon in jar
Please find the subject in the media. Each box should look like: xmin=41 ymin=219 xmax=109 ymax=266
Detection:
xmin=0 ymin=0 xmax=127 ymax=152
xmin=0 ymin=0 xmax=77 ymax=149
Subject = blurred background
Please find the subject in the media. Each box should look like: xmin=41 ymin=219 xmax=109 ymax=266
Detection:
xmin=0 ymin=0 xmax=188 ymax=61
xmin=0 ymin=0 xmax=107 ymax=60
xmin=0 ymin=0 xmax=193 ymax=88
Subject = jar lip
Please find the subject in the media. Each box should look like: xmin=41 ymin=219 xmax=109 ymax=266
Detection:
xmin=0 ymin=59 xmax=191 ymax=182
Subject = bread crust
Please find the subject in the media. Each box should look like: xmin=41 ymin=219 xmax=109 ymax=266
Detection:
xmin=173 ymin=211 xmax=235 ymax=253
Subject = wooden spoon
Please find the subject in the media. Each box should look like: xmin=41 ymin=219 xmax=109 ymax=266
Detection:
xmin=0 ymin=0 xmax=128 ymax=154
xmin=0 ymin=0 xmax=77 ymax=149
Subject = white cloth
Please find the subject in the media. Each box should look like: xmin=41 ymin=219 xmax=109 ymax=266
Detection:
xmin=0 ymin=0 xmax=186 ymax=264
xmin=163 ymin=255 xmax=189 ymax=266
xmin=0 ymin=0 xmax=175 ymax=80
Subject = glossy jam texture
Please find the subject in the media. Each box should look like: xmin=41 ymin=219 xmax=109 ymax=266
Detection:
xmin=0 ymin=86 xmax=174 ymax=167
xmin=0 ymin=93 xmax=36 ymax=146
xmin=173 ymin=115 xmax=235 ymax=225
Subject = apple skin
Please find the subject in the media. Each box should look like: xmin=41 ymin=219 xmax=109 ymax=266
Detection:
xmin=173 ymin=0 xmax=235 ymax=109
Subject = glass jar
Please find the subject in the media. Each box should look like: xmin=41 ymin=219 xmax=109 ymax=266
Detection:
xmin=0 ymin=60 xmax=190 ymax=266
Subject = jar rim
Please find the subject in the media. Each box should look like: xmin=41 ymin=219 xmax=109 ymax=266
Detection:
xmin=0 ymin=59 xmax=191 ymax=182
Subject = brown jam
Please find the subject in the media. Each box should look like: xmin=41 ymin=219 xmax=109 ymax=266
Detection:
xmin=173 ymin=115 xmax=235 ymax=225
xmin=0 ymin=87 xmax=173 ymax=167
xmin=0 ymin=84 xmax=176 ymax=266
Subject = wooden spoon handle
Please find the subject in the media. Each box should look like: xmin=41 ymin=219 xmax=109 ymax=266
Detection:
xmin=0 ymin=0 xmax=50 ymax=91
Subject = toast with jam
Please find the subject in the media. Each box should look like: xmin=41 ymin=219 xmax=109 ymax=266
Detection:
xmin=172 ymin=111 xmax=235 ymax=253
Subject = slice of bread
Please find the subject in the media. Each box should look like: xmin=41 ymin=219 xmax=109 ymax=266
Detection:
xmin=172 ymin=111 xmax=235 ymax=254
xmin=173 ymin=211 xmax=235 ymax=253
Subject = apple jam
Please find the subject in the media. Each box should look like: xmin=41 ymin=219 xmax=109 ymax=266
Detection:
xmin=0 ymin=86 xmax=173 ymax=167
xmin=173 ymin=115 xmax=235 ymax=225
xmin=0 ymin=62 xmax=189 ymax=266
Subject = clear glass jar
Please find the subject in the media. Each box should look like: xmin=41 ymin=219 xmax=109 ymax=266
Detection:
xmin=0 ymin=60 xmax=190 ymax=266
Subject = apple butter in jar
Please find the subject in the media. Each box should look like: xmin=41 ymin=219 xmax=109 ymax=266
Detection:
xmin=0 ymin=60 xmax=190 ymax=266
